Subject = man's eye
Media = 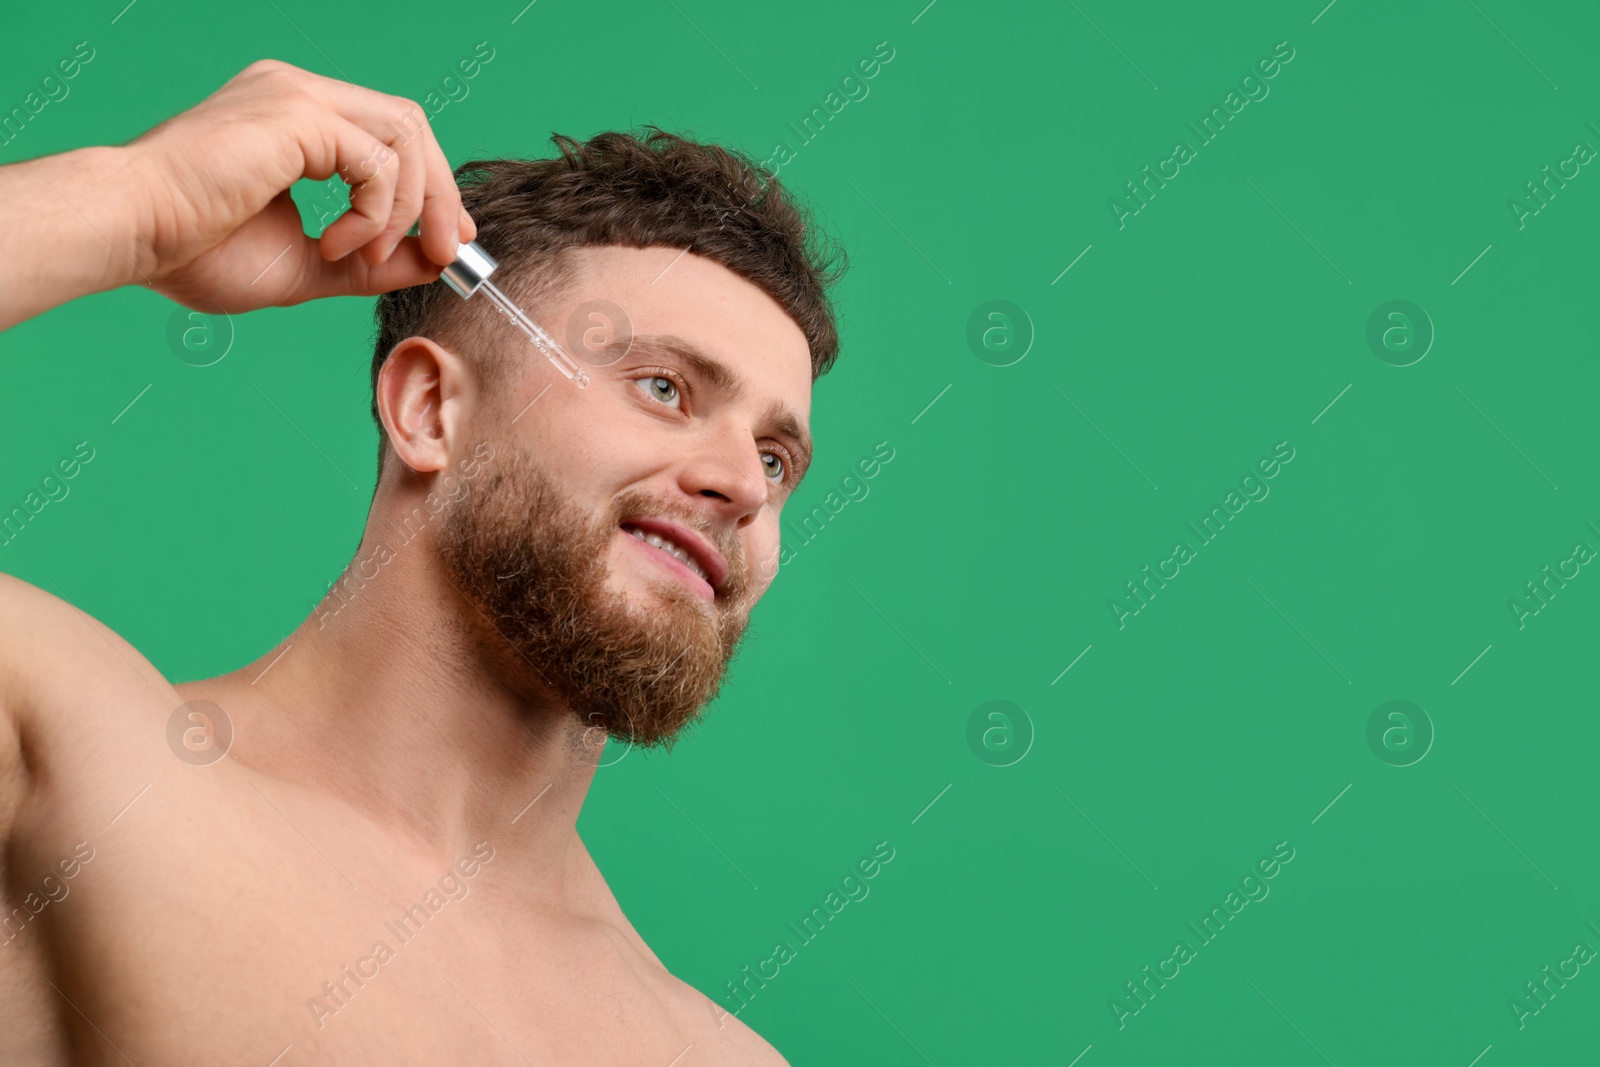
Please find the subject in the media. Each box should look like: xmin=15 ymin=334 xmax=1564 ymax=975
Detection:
xmin=761 ymin=451 xmax=786 ymax=483
xmin=636 ymin=376 xmax=681 ymax=408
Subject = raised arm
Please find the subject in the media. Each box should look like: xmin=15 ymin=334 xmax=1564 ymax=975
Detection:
xmin=0 ymin=58 xmax=476 ymax=333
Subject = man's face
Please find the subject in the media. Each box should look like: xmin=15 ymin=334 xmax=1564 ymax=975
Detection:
xmin=436 ymin=246 xmax=814 ymax=748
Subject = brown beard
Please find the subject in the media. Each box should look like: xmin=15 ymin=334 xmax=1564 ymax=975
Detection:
xmin=435 ymin=439 xmax=751 ymax=750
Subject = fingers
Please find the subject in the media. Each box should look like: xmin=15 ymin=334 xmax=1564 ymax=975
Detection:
xmin=416 ymin=118 xmax=466 ymax=268
xmin=298 ymin=234 xmax=443 ymax=303
xmin=359 ymin=101 xmax=426 ymax=267
xmin=316 ymin=115 xmax=400 ymax=262
xmin=291 ymin=76 xmax=466 ymax=269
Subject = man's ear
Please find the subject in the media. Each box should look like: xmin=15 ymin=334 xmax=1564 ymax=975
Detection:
xmin=375 ymin=336 xmax=473 ymax=475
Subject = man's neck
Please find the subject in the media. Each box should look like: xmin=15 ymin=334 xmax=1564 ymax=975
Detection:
xmin=182 ymin=524 xmax=605 ymax=906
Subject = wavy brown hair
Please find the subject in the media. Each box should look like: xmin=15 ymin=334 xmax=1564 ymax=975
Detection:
xmin=370 ymin=127 xmax=847 ymax=482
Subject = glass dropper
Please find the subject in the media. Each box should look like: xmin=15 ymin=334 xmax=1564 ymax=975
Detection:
xmin=439 ymin=240 xmax=590 ymax=388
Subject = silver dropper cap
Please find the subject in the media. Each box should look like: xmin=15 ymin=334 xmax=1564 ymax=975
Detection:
xmin=441 ymin=240 xmax=498 ymax=298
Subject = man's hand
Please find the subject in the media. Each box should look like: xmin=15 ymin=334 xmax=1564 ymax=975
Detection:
xmin=125 ymin=58 xmax=476 ymax=314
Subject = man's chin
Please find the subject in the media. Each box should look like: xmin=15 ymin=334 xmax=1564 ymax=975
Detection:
xmin=437 ymin=444 xmax=749 ymax=750
xmin=567 ymin=586 xmax=747 ymax=748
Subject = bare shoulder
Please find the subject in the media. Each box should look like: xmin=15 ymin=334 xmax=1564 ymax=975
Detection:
xmin=571 ymin=845 xmax=791 ymax=1064
xmin=691 ymin=989 xmax=792 ymax=1066
xmin=0 ymin=570 xmax=172 ymax=828
xmin=641 ymin=934 xmax=792 ymax=1064
xmin=650 ymin=964 xmax=789 ymax=1067
xmin=0 ymin=568 xmax=169 ymax=713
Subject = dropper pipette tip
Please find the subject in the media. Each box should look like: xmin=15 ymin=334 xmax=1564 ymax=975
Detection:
xmin=442 ymin=240 xmax=590 ymax=389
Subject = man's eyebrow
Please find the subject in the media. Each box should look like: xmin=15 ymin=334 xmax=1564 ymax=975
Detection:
xmin=762 ymin=399 xmax=813 ymax=477
xmin=610 ymin=333 xmax=814 ymax=475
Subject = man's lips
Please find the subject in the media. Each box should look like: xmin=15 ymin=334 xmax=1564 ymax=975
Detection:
xmin=619 ymin=517 xmax=729 ymax=601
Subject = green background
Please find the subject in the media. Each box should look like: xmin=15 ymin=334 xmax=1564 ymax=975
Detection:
xmin=4 ymin=0 xmax=1599 ymax=1063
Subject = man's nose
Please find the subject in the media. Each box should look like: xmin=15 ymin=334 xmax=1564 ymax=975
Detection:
xmin=678 ymin=424 xmax=768 ymax=519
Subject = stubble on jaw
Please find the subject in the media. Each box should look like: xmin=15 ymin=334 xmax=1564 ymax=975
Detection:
xmin=436 ymin=438 xmax=752 ymax=750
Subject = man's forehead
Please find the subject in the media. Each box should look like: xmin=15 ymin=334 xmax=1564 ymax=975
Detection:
xmin=560 ymin=248 xmax=809 ymax=367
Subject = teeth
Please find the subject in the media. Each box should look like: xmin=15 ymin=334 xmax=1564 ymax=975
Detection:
xmin=626 ymin=527 xmax=710 ymax=583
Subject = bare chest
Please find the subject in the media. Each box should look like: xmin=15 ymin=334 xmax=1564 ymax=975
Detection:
xmin=3 ymin=767 xmax=777 ymax=1065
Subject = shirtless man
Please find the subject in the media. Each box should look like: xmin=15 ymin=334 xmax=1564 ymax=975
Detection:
xmin=0 ymin=58 xmax=844 ymax=1064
